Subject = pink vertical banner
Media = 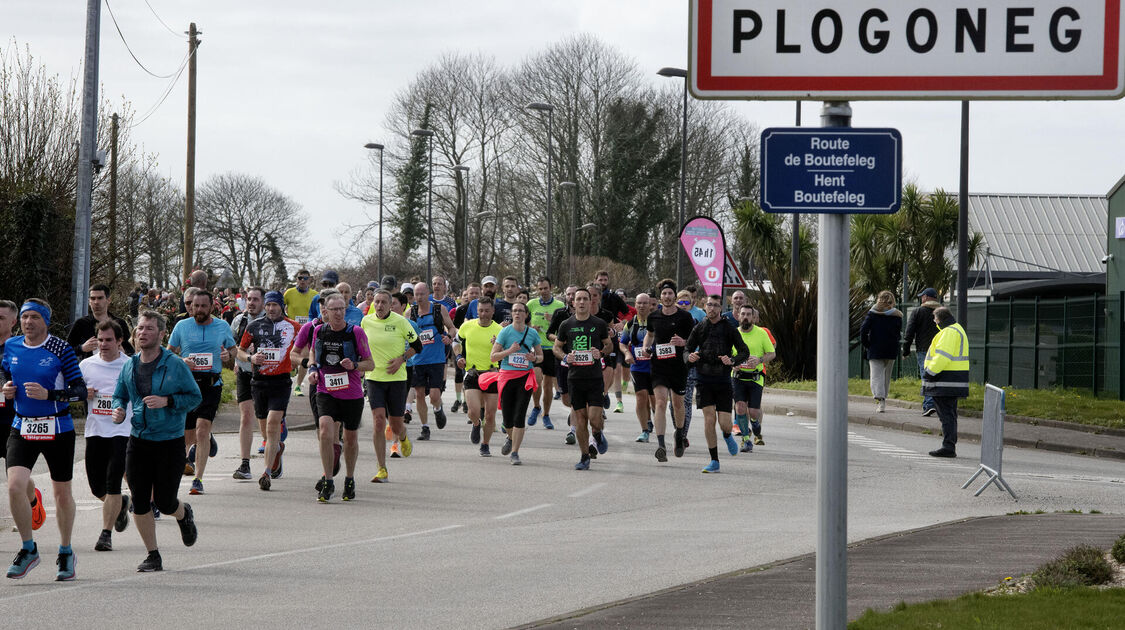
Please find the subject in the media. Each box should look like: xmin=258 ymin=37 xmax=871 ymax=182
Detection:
xmin=679 ymin=216 xmax=726 ymax=297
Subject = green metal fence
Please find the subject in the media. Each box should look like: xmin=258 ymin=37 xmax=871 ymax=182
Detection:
xmin=850 ymin=293 xmax=1124 ymax=399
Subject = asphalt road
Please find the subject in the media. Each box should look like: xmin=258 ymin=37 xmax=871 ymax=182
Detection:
xmin=2 ymin=394 xmax=1121 ymax=629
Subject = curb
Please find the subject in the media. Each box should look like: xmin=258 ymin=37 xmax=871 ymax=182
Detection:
xmin=762 ymin=400 xmax=1125 ymax=462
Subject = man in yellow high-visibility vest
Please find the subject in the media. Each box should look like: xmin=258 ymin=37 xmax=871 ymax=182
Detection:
xmin=923 ymin=307 xmax=969 ymax=458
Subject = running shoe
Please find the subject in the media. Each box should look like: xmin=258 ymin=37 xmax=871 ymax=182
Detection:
xmin=189 ymin=478 xmax=204 ymax=495
xmin=724 ymin=434 xmax=740 ymax=456
xmin=7 ymin=545 xmax=39 ymax=579
xmin=574 ymin=458 xmax=590 ymax=470
xmin=183 ymin=461 xmax=195 ymax=477
xmin=56 ymin=551 xmax=76 ymax=581
xmin=510 ymin=453 xmax=521 ymax=466
xmin=115 ymin=495 xmax=130 ymax=532
xmin=614 ymin=401 xmax=623 ymax=413
xmin=435 ymin=408 xmax=447 ymax=429
xmin=390 ymin=442 xmax=401 ymax=457
xmin=740 ymin=438 xmax=754 ymax=453
xmin=209 ymin=433 xmax=218 ymax=457
xmin=528 ymin=407 xmax=540 ymax=426
xmin=403 ymin=410 xmax=412 ymax=424
xmin=647 ymin=420 xmax=654 ymax=433
xmin=95 ymin=530 xmax=112 ymax=552
xmin=655 ymin=446 xmax=668 ymax=462
xmin=673 ymin=428 xmax=685 ymax=458
xmin=271 ymin=442 xmax=285 ymax=478
xmin=922 ymin=408 xmax=936 ymax=417
xmin=565 ymin=431 xmax=576 ymax=445
xmin=233 ymin=461 xmax=253 ymax=480
xmin=451 ymin=399 xmax=462 ymax=413
xmin=342 ymin=477 xmax=356 ymax=501
xmin=281 ymin=419 xmax=288 ymax=442
xmin=501 ymin=438 xmax=513 ymax=456
xmin=137 ymin=550 xmax=162 ymax=572
xmin=400 ymin=434 xmax=413 ymax=458
xmin=542 ymin=415 xmax=554 ymax=430
xmin=594 ymin=432 xmax=608 ymax=455
xmin=684 ymin=436 xmax=690 ymax=449
xmin=318 ymin=478 xmax=334 ymax=503
xmin=418 ymin=425 xmax=431 ymax=441
xmin=603 ymin=394 xmax=611 ymax=409
xmin=385 ymin=424 xmax=394 ymax=440
xmin=701 ymin=460 xmax=720 ymax=474
xmin=587 ymin=444 xmax=598 ymax=460
xmin=316 ymin=475 xmax=326 ymax=492
xmin=732 ymin=424 xmax=741 ymax=436
xmin=187 ymin=444 xmax=195 ymax=464
xmin=259 ymin=473 xmax=271 ymax=491
xmin=636 ymin=431 xmax=649 ymax=443
xmin=151 ymin=502 xmax=161 ymax=520
xmin=258 ymin=440 xmax=266 ymax=454
xmin=177 ymin=503 xmax=197 ymax=547
xmin=333 ymin=442 xmax=342 ymax=477
xmin=754 ymin=435 xmax=765 ymax=446
xmin=479 ymin=444 xmax=491 ymax=457
xmin=371 ymin=467 xmax=388 ymax=483
xmin=294 ymin=384 xmax=304 ymax=397
xmin=553 ymin=390 xmax=561 ymax=400
xmin=499 ymin=424 xmax=507 ymax=435
xmin=470 ymin=424 xmax=481 ymax=444
xmin=31 ymin=488 xmax=45 ymax=531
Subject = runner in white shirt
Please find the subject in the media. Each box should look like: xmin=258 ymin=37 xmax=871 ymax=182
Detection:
xmin=79 ymin=320 xmax=133 ymax=552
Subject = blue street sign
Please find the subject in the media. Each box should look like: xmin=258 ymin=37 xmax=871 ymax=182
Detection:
xmin=760 ymin=128 xmax=902 ymax=214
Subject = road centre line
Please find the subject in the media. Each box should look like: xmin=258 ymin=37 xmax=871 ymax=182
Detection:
xmin=494 ymin=503 xmax=553 ymax=520
xmin=568 ymin=482 xmax=607 ymax=498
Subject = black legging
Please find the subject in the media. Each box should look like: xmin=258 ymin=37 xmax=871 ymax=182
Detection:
xmin=500 ymin=372 xmax=534 ymax=430
xmin=126 ymin=436 xmax=184 ymax=516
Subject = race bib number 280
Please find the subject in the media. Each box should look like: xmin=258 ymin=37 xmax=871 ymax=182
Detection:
xmin=92 ymin=394 xmax=115 ymax=416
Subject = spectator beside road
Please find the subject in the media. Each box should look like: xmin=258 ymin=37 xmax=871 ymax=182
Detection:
xmin=923 ymin=307 xmax=970 ymax=458
xmin=859 ymin=290 xmax=903 ymax=413
xmin=902 ymin=288 xmax=943 ymax=416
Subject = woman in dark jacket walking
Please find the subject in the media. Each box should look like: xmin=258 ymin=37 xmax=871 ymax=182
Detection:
xmin=859 ymin=291 xmax=903 ymax=412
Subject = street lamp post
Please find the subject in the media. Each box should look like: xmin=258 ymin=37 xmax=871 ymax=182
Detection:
xmin=559 ymin=181 xmax=577 ymax=283
xmin=658 ymin=67 xmax=688 ymax=288
xmin=411 ymin=128 xmax=436 ymax=281
xmin=364 ymin=142 xmax=385 ymax=280
xmin=454 ymin=164 xmax=470 ymax=290
xmin=526 ymin=102 xmax=555 ymax=281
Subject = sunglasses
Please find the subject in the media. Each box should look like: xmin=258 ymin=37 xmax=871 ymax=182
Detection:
xmin=297 ymin=276 xmax=310 ymax=280
xmin=676 ymin=300 xmax=692 ymax=306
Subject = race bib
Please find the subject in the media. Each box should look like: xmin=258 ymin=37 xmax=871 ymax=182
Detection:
xmin=20 ymin=417 xmax=55 ymax=441
xmin=419 ymin=329 xmax=435 ymax=345
xmin=739 ymin=358 xmax=760 ymax=372
xmin=325 ymin=372 xmax=349 ymax=392
xmin=188 ymin=352 xmax=213 ymax=371
xmin=259 ymin=347 xmax=282 ymax=363
xmin=655 ymin=343 xmax=676 ymax=360
xmin=571 ymin=350 xmax=594 ymax=366
xmin=296 ymin=316 xmax=309 ymax=325
xmin=508 ymin=353 xmax=530 ymax=370
xmin=92 ymin=394 xmax=115 ymax=416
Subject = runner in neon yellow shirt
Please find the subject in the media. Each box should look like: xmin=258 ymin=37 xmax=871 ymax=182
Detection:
xmin=284 ymin=269 xmax=318 ymax=397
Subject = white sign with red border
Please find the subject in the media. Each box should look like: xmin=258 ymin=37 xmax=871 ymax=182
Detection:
xmin=690 ymin=0 xmax=1125 ymax=99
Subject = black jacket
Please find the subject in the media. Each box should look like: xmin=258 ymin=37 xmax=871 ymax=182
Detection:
xmin=902 ymin=299 xmax=941 ymax=355
xmin=859 ymin=307 xmax=903 ymax=360
xmin=685 ymin=317 xmax=750 ymax=379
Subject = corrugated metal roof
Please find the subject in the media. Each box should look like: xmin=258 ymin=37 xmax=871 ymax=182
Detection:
xmin=968 ymin=194 xmax=1107 ymax=274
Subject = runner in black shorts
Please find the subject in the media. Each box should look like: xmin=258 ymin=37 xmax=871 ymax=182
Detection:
xmin=620 ymin=293 xmax=655 ymax=443
xmin=0 ymin=299 xmax=46 ymax=546
xmin=685 ymin=295 xmax=749 ymax=474
xmin=642 ymin=279 xmax=696 ymax=462
xmin=308 ymin=294 xmax=374 ymax=502
xmin=455 ymin=298 xmax=502 ymax=456
xmin=553 ymin=288 xmax=611 ymax=470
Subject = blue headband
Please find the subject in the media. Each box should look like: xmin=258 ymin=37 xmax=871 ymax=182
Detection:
xmin=264 ymin=291 xmax=284 ymax=306
xmin=20 ymin=302 xmax=50 ymax=326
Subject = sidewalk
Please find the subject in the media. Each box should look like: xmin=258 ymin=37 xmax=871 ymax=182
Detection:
xmin=521 ymin=513 xmax=1125 ymax=629
xmin=762 ymin=388 xmax=1125 ymax=461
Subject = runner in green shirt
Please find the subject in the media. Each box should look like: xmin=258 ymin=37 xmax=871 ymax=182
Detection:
xmin=526 ymin=277 xmax=566 ymax=429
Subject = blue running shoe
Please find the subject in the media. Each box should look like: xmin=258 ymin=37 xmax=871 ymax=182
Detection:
xmin=528 ymin=407 xmax=540 ymax=426
xmin=595 ymin=432 xmax=608 ymax=455
xmin=701 ymin=460 xmax=720 ymax=474
xmin=56 ymin=550 xmax=76 ymax=581
xmin=724 ymin=434 xmax=739 ymax=456
xmin=636 ymin=431 xmax=649 ymax=443
xmin=258 ymin=440 xmax=265 ymax=454
xmin=574 ymin=458 xmax=590 ymax=471
xmin=542 ymin=415 xmax=554 ymax=430
xmin=740 ymin=438 xmax=754 ymax=453
xmin=553 ymin=390 xmax=561 ymax=400
xmin=280 ymin=419 xmax=288 ymax=443
xmin=7 ymin=545 xmax=39 ymax=579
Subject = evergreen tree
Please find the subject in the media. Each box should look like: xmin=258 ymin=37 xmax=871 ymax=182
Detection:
xmin=392 ymin=103 xmax=432 ymax=258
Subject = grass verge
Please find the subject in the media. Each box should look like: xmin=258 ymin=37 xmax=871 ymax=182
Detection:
xmin=770 ymin=378 xmax=1125 ymax=430
xmin=849 ymin=588 xmax=1125 ymax=629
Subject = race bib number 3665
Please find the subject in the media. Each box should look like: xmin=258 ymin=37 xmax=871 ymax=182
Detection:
xmin=188 ymin=352 xmax=213 ymax=371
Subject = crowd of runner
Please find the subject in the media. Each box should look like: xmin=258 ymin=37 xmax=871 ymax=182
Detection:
xmin=2 ymin=268 xmax=775 ymax=580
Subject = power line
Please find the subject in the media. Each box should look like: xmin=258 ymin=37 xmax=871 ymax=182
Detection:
xmin=104 ymin=0 xmax=180 ymax=79
xmin=127 ymin=47 xmax=193 ymax=129
xmin=143 ymin=0 xmax=182 ymax=38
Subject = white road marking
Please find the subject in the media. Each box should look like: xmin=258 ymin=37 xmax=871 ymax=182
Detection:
xmin=494 ymin=503 xmax=553 ymax=520
xmin=568 ymin=482 xmax=607 ymax=498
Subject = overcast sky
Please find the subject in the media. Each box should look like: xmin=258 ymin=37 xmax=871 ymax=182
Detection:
xmin=9 ymin=1 xmax=1125 ymax=267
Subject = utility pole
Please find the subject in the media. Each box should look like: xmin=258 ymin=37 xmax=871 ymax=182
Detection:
xmin=109 ymin=113 xmax=118 ymax=286
xmin=70 ymin=0 xmax=101 ymax=325
xmin=182 ymin=22 xmax=200 ymax=283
